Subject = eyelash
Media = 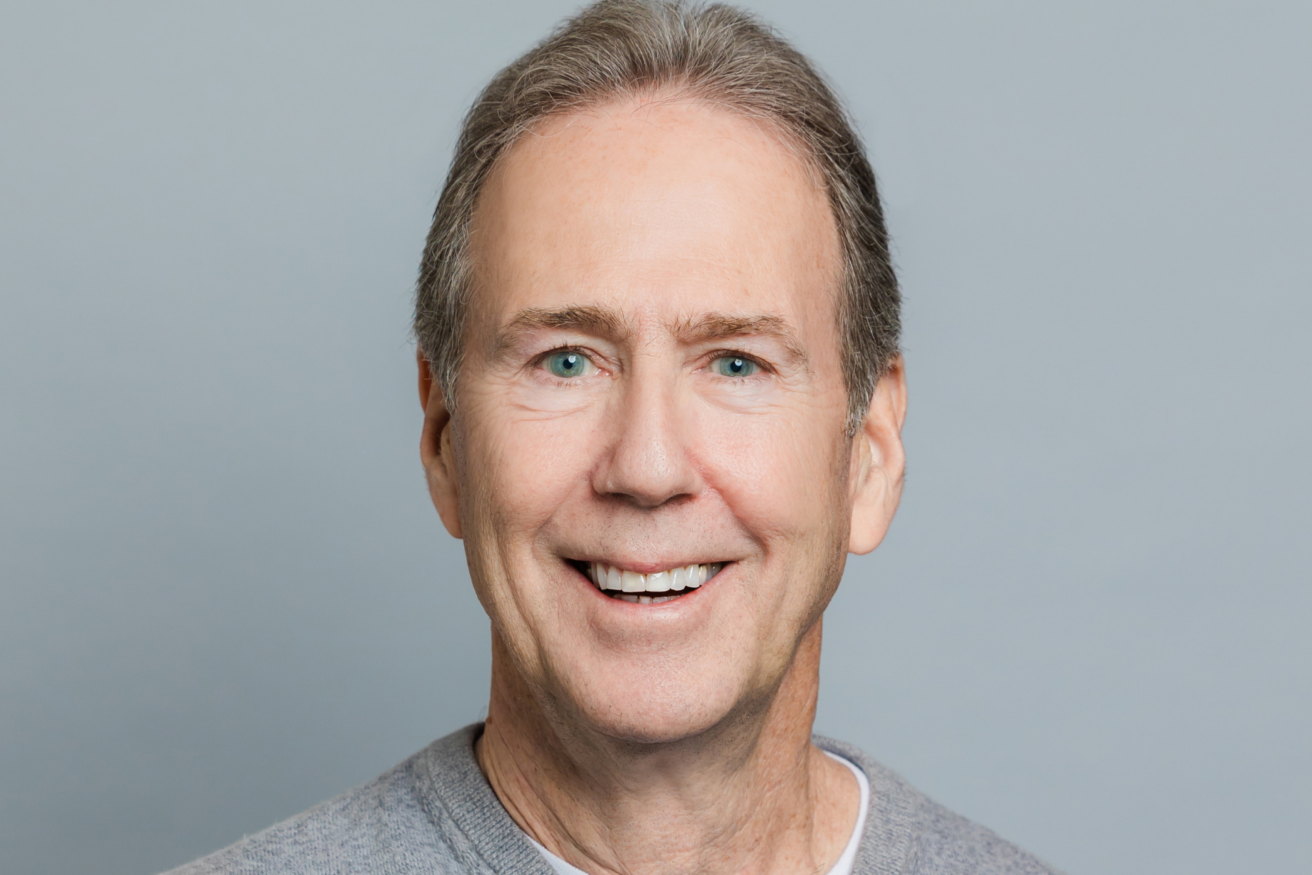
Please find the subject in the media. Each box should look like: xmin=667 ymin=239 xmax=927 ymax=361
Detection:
xmin=533 ymin=346 xmax=602 ymax=377
xmin=705 ymin=350 xmax=772 ymax=375
xmin=529 ymin=347 xmax=772 ymax=376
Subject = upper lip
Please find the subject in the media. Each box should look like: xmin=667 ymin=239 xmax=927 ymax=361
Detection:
xmin=568 ymin=557 xmax=727 ymax=574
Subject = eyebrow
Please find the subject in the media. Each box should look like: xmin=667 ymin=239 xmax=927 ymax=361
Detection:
xmin=673 ymin=312 xmax=809 ymax=367
xmin=494 ymin=305 xmax=808 ymax=366
xmin=494 ymin=305 xmax=631 ymax=353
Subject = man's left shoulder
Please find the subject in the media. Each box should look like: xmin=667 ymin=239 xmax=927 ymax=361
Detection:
xmin=899 ymin=794 xmax=1062 ymax=875
xmin=815 ymin=736 xmax=1064 ymax=875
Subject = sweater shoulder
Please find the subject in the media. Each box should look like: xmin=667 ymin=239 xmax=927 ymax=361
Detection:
xmin=814 ymin=735 xmax=1064 ymax=875
xmin=158 ymin=751 xmax=457 ymax=875
xmin=901 ymin=794 xmax=1063 ymax=875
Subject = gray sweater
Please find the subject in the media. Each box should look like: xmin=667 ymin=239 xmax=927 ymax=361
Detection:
xmin=164 ymin=724 xmax=1060 ymax=874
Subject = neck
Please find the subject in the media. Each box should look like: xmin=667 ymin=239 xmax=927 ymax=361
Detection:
xmin=476 ymin=619 xmax=858 ymax=875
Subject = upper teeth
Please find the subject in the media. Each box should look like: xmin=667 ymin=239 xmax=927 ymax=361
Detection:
xmin=587 ymin=562 xmax=723 ymax=594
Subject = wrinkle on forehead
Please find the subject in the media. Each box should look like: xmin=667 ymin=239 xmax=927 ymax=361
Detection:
xmin=467 ymin=94 xmax=843 ymax=377
xmin=475 ymin=95 xmax=833 ymax=255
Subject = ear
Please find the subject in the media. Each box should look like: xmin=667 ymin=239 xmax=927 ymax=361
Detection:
xmin=848 ymin=356 xmax=907 ymax=555
xmin=417 ymin=351 xmax=463 ymax=538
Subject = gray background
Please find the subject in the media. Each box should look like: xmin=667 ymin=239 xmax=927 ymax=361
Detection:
xmin=2 ymin=1 xmax=1308 ymax=873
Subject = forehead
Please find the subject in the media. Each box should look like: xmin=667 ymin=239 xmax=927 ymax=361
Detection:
xmin=468 ymin=96 xmax=841 ymax=335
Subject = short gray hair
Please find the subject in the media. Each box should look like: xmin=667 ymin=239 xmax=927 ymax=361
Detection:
xmin=414 ymin=0 xmax=899 ymax=433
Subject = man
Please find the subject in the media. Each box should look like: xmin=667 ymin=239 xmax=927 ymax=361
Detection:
xmin=170 ymin=2 xmax=1059 ymax=873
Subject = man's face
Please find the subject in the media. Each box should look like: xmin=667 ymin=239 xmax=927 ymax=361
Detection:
xmin=423 ymin=97 xmax=901 ymax=743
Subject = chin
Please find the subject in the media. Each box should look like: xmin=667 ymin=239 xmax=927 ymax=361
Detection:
xmin=555 ymin=659 xmax=768 ymax=748
xmin=586 ymin=702 xmax=735 ymax=747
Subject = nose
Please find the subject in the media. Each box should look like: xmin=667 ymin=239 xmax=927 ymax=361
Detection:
xmin=592 ymin=366 xmax=702 ymax=508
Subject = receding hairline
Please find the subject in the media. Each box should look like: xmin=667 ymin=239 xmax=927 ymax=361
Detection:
xmin=488 ymin=87 xmax=830 ymax=204
xmin=464 ymin=89 xmax=843 ymax=337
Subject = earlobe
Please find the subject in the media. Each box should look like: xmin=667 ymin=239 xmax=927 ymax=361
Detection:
xmin=417 ymin=352 xmax=463 ymax=539
xmin=848 ymin=357 xmax=907 ymax=555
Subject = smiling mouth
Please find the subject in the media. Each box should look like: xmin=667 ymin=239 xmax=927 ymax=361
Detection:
xmin=575 ymin=561 xmax=726 ymax=604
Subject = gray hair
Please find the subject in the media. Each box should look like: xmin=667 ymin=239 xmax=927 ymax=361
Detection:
xmin=414 ymin=0 xmax=899 ymax=434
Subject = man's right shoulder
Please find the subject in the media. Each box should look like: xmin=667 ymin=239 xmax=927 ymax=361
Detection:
xmin=157 ymin=724 xmax=553 ymax=875
xmin=160 ymin=753 xmax=453 ymax=875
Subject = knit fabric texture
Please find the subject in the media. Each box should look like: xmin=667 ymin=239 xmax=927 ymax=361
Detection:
xmin=163 ymin=724 xmax=1061 ymax=875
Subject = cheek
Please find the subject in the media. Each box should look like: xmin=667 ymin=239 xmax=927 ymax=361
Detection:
xmin=459 ymin=399 xmax=602 ymax=539
xmin=694 ymin=403 xmax=848 ymax=543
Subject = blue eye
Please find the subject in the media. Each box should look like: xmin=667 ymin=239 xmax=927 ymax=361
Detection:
xmin=545 ymin=351 xmax=594 ymax=378
xmin=714 ymin=355 xmax=759 ymax=378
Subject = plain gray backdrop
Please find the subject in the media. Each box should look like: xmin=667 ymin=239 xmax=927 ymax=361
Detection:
xmin=2 ymin=1 xmax=1309 ymax=873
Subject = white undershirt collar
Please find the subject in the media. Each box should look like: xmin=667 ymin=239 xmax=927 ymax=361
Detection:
xmin=526 ymin=750 xmax=870 ymax=875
